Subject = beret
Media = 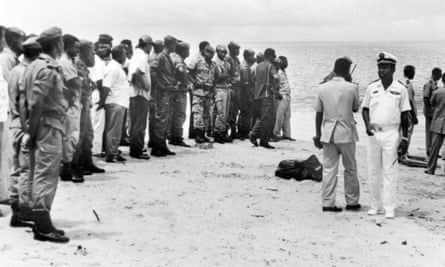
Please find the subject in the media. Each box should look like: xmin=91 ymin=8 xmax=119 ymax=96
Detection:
xmin=22 ymin=36 xmax=41 ymax=49
xmin=228 ymin=41 xmax=240 ymax=49
xmin=98 ymin=34 xmax=113 ymax=44
xmin=139 ymin=35 xmax=153 ymax=44
xmin=37 ymin=27 xmax=62 ymax=43
xmin=6 ymin=27 xmax=25 ymax=36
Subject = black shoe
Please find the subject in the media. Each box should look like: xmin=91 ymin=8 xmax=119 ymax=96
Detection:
xmin=71 ymin=164 xmax=84 ymax=183
xmin=270 ymin=135 xmax=281 ymax=142
xmin=170 ymin=139 xmax=191 ymax=147
xmin=214 ymin=135 xmax=225 ymax=144
xmin=130 ymin=153 xmax=151 ymax=160
xmin=163 ymin=148 xmax=176 ymax=156
xmin=82 ymin=169 xmax=93 ymax=176
xmin=33 ymin=228 xmax=70 ymax=243
xmin=93 ymin=152 xmax=106 ymax=158
xmin=345 ymin=204 xmax=361 ymax=211
xmin=322 ymin=206 xmax=343 ymax=212
xmin=84 ymin=163 xmax=105 ymax=174
xmin=116 ymin=155 xmax=127 ymax=162
xmin=60 ymin=162 xmax=73 ymax=181
xmin=283 ymin=136 xmax=296 ymax=141
xmin=195 ymin=135 xmax=207 ymax=144
xmin=249 ymin=133 xmax=258 ymax=147
xmin=33 ymin=211 xmax=69 ymax=243
xmin=72 ymin=174 xmax=84 ymax=183
xmin=223 ymin=135 xmax=233 ymax=143
xmin=10 ymin=204 xmax=34 ymax=228
xmin=424 ymin=170 xmax=435 ymax=175
xmin=260 ymin=142 xmax=275 ymax=149
xmin=151 ymin=149 xmax=167 ymax=157
xmin=105 ymin=157 xmax=117 ymax=163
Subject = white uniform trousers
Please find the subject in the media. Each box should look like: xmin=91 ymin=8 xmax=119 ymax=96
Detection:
xmin=91 ymin=90 xmax=105 ymax=154
xmin=367 ymin=127 xmax=399 ymax=212
xmin=322 ymin=142 xmax=359 ymax=207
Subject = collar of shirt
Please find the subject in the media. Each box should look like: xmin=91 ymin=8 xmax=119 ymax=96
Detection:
xmin=39 ymin=53 xmax=59 ymax=67
xmin=109 ymin=59 xmax=123 ymax=69
xmin=3 ymin=46 xmax=17 ymax=61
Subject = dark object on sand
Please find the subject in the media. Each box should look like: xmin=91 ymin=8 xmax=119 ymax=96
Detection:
xmin=399 ymin=155 xmax=427 ymax=168
xmin=275 ymin=155 xmax=322 ymax=182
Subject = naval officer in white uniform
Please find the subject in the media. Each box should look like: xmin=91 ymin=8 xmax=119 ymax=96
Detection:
xmin=361 ymin=52 xmax=411 ymax=219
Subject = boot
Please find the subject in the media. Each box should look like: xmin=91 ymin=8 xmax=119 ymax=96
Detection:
xmin=10 ymin=202 xmax=33 ymax=228
xmin=195 ymin=129 xmax=207 ymax=144
xmin=33 ymin=211 xmax=69 ymax=243
xmin=169 ymin=137 xmax=191 ymax=147
xmin=230 ymin=127 xmax=238 ymax=140
xmin=83 ymin=162 xmax=105 ymax=174
xmin=223 ymin=132 xmax=233 ymax=143
xmin=71 ymin=163 xmax=85 ymax=183
xmin=60 ymin=162 xmax=74 ymax=181
xmin=162 ymin=142 xmax=176 ymax=155
xmin=213 ymin=133 xmax=225 ymax=144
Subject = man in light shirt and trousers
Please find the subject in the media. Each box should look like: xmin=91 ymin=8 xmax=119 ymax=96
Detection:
xmin=362 ymin=52 xmax=411 ymax=219
xmin=128 ymin=35 xmax=153 ymax=160
xmin=314 ymin=57 xmax=361 ymax=212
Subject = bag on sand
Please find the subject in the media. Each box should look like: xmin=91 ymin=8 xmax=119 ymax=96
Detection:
xmin=275 ymin=154 xmax=323 ymax=182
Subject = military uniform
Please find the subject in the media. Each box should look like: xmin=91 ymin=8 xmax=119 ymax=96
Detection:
xmin=168 ymin=51 xmax=189 ymax=144
xmin=152 ymin=43 xmax=177 ymax=155
xmin=423 ymin=78 xmax=439 ymax=156
xmin=213 ymin=55 xmax=231 ymax=139
xmin=238 ymin=59 xmax=255 ymax=138
xmin=250 ymin=59 xmax=279 ymax=146
xmin=426 ymin=87 xmax=445 ymax=174
xmin=187 ymin=53 xmax=216 ymax=138
xmin=362 ymin=52 xmax=411 ymax=217
xmin=59 ymin=53 xmax=81 ymax=176
xmin=227 ymin=50 xmax=241 ymax=138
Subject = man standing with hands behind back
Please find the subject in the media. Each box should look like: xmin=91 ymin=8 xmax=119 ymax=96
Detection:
xmin=362 ymin=52 xmax=411 ymax=219
xmin=314 ymin=57 xmax=361 ymax=212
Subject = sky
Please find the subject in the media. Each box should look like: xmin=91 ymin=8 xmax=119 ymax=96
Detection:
xmin=2 ymin=0 xmax=445 ymax=44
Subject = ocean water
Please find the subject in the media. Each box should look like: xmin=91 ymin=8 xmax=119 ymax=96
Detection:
xmin=241 ymin=41 xmax=445 ymax=110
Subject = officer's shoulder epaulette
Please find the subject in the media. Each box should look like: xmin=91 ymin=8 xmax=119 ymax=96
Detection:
xmin=368 ymin=79 xmax=380 ymax=85
xmin=398 ymin=80 xmax=408 ymax=88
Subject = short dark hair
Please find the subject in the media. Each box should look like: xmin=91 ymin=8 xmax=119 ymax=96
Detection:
xmin=79 ymin=40 xmax=93 ymax=55
xmin=121 ymin=39 xmax=132 ymax=47
xmin=432 ymin=67 xmax=442 ymax=76
xmin=403 ymin=65 xmax=415 ymax=79
xmin=111 ymin=44 xmax=126 ymax=60
xmin=264 ymin=48 xmax=275 ymax=60
xmin=199 ymin=41 xmax=210 ymax=52
xmin=23 ymin=45 xmax=41 ymax=59
xmin=333 ymin=57 xmax=352 ymax=77
xmin=63 ymin=34 xmax=79 ymax=51
xmin=278 ymin=56 xmax=287 ymax=63
xmin=243 ymin=49 xmax=255 ymax=59
xmin=39 ymin=37 xmax=61 ymax=54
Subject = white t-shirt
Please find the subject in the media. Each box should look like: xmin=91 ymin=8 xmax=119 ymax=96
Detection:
xmin=128 ymin=48 xmax=151 ymax=100
xmin=89 ymin=55 xmax=106 ymax=82
xmin=0 ymin=67 xmax=8 ymax=122
xmin=103 ymin=60 xmax=130 ymax=108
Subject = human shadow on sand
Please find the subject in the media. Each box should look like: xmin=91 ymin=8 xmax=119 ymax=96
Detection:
xmin=67 ymin=228 xmax=121 ymax=240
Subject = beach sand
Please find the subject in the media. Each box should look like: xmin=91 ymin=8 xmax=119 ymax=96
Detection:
xmin=0 ymin=108 xmax=444 ymax=266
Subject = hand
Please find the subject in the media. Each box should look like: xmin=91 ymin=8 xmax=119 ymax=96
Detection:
xmin=366 ymin=125 xmax=375 ymax=136
xmin=313 ymin=136 xmax=323 ymax=149
xmin=21 ymin=133 xmax=33 ymax=149
xmin=413 ymin=116 xmax=419 ymax=125
xmin=96 ymin=101 xmax=105 ymax=111
xmin=275 ymin=94 xmax=283 ymax=100
xmin=398 ymin=139 xmax=409 ymax=157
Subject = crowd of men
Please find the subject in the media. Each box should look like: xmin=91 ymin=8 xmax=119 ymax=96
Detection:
xmin=314 ymin=52 xmax=445 ymax=219
xmin=0 ymin=26 xmax=294 ymax=243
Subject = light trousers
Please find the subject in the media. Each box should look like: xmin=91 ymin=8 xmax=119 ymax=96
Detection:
xmin=91 ymin=90 xmax=105 ymax=154
xmin=367 ymin=128 xmax=399 ymax=212
xmin=322 ymin=142 xmax=359 ymax=207
xmin=273 ymin=95 xmax=291 ymax=138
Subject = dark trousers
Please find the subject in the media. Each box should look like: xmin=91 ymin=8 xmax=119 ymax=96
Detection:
xmin=228 ymin=88 xmax=240 ymax=136
xmin=425 ymin=116 xmax=432 ymax=156
xmin=73 ymin=101 xmax=93 ymax=166
xmin=129 ymin=96 xmax=149 ymax=156
xmin=237 ymin=87 xmax=253 ymax=137
xmin=250 ymin=97 xmax=275 ymax=144
xmin=105 ymin=103 xmax=126 ymax=157
xmin=152 ymin=89 xmax=171 ymax=149
xmin=168 ymin=91 xmax=187 ymax=141
xmin=426 ymin=131 xmax=445 ymax=173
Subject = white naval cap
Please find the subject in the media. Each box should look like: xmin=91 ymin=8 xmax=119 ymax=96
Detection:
xmin=377 ymin=51 xmax=397 ymax=65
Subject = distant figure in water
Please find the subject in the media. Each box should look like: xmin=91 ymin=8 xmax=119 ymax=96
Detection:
xmin=314 ymin=57 xmax=361 ymax=213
